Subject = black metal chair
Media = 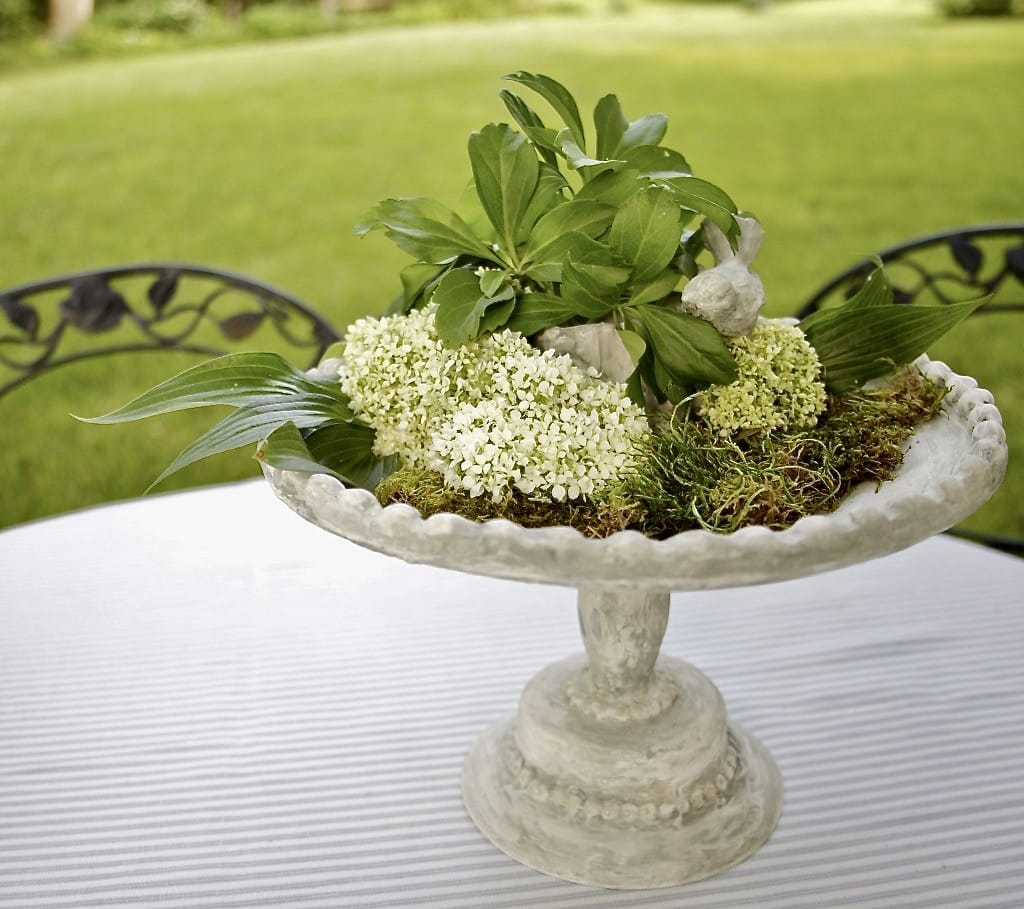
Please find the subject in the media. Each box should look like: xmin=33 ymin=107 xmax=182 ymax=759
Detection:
xmin=797 ymin=222 xmax=1024 ymax=557
xmin=0 ymin=262 xmax=342 ymax=399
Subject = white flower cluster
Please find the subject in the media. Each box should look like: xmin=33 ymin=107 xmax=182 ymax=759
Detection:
xmin=339 ymin=307 xmax=650 ymax=502
xmin=700 ymin=319 xmax=827 ymax=436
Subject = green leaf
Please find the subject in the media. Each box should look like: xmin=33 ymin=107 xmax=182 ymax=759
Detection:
xmin=594 ymin=94 xmax=629 ymax=160
xmin=499 ymin=89 xmax=560 ymax=168
xmin=303 ymin=421 xmax=397 ymax=491
xmin=561 ymin=253 xmax=630 ymax=319
xmin=355 ymin=197 xmax=498 ymax=265
xmin=517 ymin=163 xmax=569 ymax=242
xmin=400 ymin=262 xmax=449 ymax=311
xmin=522 ymin=199 xmax=616 ymax=270
xmin=78 ymin=352 xmax=353 ymax=424
xmin=504 ymin=292 xmax=582 ymax=337
xmin=468 ymin=123 xmax=540 ymax=252
xmin=478 ymin=293 xmax=518 ymax=334
xmin=626 ymin=267 xmax=680 ymax=306
xmin=523 ymin=231 xmax=608 ymax=283
xmin=655 ymin=175 xmax=738 ymax=234
xmin=146 ymin=396 xmax=353 ymax=490
xmin=633 ymin=304 xmax=738 ymax=389
xmin=802 ymin=295 xmax=988 ymax=392
xmin=608 ymin=185 xmax=684 ymax=284
xmin=256 ymin=421 xmax=396 ymax=492
xmin=557 ymin=128 xmax=616 ymax=172
xmin=503 ymin=71 xmax=587 ymax=151
xmin=432 ymin=268 xmax=514 ymax=345
xmin=478 ymin=268 xmax=507 ymax=297
xmin=621 ymin=144 xmax=691 ymax=178
xmin=619 ymin=113 xmax=669 ymax=154
xmin=575 ymin=167 xmax=644 ymax=207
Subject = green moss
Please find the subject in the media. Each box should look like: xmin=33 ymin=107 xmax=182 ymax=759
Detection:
xmin=630 ymin=366 xmax=948 ymax=536
xmin=375 ymin=468 xmax=644 ymax=538
xmin=375 ymin=366 xmax=948 ymax=538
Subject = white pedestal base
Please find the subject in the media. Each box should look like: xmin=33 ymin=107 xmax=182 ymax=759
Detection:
xmin=462 ymin=654 xmax=783 ymax=889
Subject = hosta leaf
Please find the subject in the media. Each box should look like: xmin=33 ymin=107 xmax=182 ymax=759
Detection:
xmin=503 ymin=71 xmax=587 ymax=151
xmin=432 ymin=268 xmax=514 ymax=345
xmin=147 ymin=397 xmax=354 ymax=490
xmin=634 ymin=304 xmax=738 ymax=389
xmin=655 ymin=175 xmax=738 ymax=234
xmin=608 ymin=185 xmax=684 ymax=284
xmin=355 ymin=197 xmax=498 ymax=265
xmin=303 ymin=421 xmax=397 ymax=491
xmin=468 ymin=123 xmax=540 ymax=251
xmin=504 ymin=292 xmax=581 ymax=337
xmin=255 ymin=421 xmax=353 ymax=485
xmin=802 ymin=295 xmax=987 ymax=392
xmin=79 ymin=352 xmax=353 ymax=423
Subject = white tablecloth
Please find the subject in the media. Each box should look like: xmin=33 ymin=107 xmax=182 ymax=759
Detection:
xmin=1 ymin=481 xmax=1022 ymax=908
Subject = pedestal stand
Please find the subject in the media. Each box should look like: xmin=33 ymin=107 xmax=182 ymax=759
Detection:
xmin=461 ymin=587 xmax=783 ymax=889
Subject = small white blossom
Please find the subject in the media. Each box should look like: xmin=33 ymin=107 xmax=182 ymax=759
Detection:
xmin=700 ymin=319 xmax=827 ymax=436
xmin=338 ymin=307 xmax=650 ymax=503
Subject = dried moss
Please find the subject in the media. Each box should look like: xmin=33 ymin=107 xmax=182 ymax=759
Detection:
xmin=375 ymin=468 xmax=644 ymax=538
xmin=630 ymin=365 xmax=948 ymax=536
xmin=373 ymin=366 xmax=948 ymax=538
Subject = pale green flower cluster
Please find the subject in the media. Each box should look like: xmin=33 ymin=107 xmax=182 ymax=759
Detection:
xmin=339 ymin=307 xmax=650 ymax=502
xmin=701 ymin=320 xmax=827 ymax=436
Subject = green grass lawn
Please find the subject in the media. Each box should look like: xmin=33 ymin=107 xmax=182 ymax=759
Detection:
xmin=1 ymin=0 xmax=1022 ymax=537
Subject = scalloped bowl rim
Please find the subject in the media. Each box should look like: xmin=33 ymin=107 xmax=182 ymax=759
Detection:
xmin=263 ymin=358 xmax=1007 ymax=591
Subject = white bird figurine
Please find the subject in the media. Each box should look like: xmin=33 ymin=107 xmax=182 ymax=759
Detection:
xmin=679 ymin=216 xmax=766 ymax=337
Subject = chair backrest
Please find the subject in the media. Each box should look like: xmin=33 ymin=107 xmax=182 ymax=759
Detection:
xmin=795 ymin=222 xmax=1024 ymax=319
xmin=797 ymin=223 xmax=1024 ymax=557
xmin=0 ymin=263 xmax=342 ymax=399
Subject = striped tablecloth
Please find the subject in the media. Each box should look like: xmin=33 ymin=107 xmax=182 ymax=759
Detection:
xmin=1 ymin=481 xmax=1022 ymax=908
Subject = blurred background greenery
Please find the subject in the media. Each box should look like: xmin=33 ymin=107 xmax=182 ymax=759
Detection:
xmin=1 ymin=0 xmax=1021 ymax=538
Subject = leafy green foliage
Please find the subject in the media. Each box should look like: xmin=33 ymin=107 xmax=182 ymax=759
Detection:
xmin=800 ymin=266 xmax=988 ymax=391
xmin=80 ymin=352 xmax=391 ymax=491
xmin=357 ymin=71 xmax=744 ymax=397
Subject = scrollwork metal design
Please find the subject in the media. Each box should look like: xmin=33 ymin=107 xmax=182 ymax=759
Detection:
xmin=0 ymin=263 xmax=342 ymax=399
xmin=796 ymin=223 xmax=1024 ymax=318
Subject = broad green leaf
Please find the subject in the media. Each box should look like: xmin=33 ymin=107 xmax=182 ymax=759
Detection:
xmin=594 ymin=94 xmax=629 ymax=160
xmin=557 ymin=129 xmax=615 ymax=171
xmin=517 ymin=163 xmax=569 ymax=243
xmin=616 ymin=328 xmax=647 ymax=368
xmin=799 ymin=263 xmax=892 ymax=333
xmin=634 ymin=304 xmax=738 ymax=389
xmin=468 ymin=123 xmax=540 ymax=252
xmin=79 ymin=352 xmax=353 ymax=424
xmin=355 ymin=197 xmax=498 ymax=265
xmin=478 ymin=268 xmax=508 ymax=297
xmin=504 ymin=292 xmax=581 ymax=337
xmin=523 ymin=231 xmax=608 ymax=283
xmin=432 ymin=268 xmax=514 ymax=345
xmin=522 ymin=200 xmax=616 ymax=271
xmin=655 ymin=175 xmax=738 ymax=234
xmin=802 ymin=296 xmax=987 ymax=392
xmin=575 ymin=168 xmax=644 ymax=207
xmin=255 ymin=421 xmax=353 ymax=485
xmin=523 ymin=125 xmax=564 ymax=160
xmin=303 ymin=420 xmax=397 ymax=491
xmin=619 ymin=114 xmax=669 ymax=155
xmin=608 ymin=185 xmax=684 ymax=284
xmin=503 ymin=71 xmax=586 ymax=151
xmin=400 ymin=262 xmax=449 ymax=310
xmin=561 ymin=254 xmax=630 ymax=319
xmin=478 ymin=294 xmax=518 ymax=334
xmin=147 ymin=397 xmax=353 ymax=490
xmin=499 ymin=89 xmax=560 ymax=168
xmin=626 ymin=267 xmax=681 ymax=306
xmin=621 ymin=145 xmax=691 ymax=178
